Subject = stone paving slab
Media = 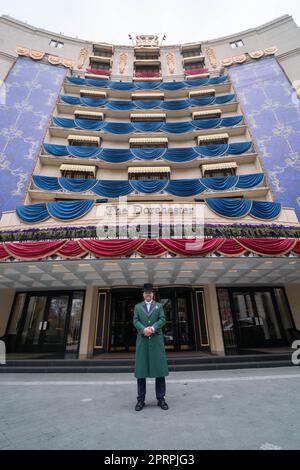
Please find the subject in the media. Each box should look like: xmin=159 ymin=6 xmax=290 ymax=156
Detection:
xmin=0 ymin=367 xmax=300 ymax=450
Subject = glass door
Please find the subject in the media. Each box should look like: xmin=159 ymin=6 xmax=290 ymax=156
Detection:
xmin=19 ymin=295 xmax=48 ymax=351
xmin=41 ymin=295 xmax=71 ymax=352
xmin=158 ymin=288 xmax=195 ymax=351
xmin=231 ymin=289 xmax=287 ymax=349
xmin=110 ymin=290 xmax=140 ymax=352
xmin=14 ymin=292 xmax=80 ymax=354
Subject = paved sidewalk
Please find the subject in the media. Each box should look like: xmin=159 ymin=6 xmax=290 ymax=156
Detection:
xmin=0 ymin=367 xmax=300 ymax=450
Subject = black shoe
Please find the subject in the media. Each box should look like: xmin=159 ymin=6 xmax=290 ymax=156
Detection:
xmin=135 ymin=400 xmax=145 ymax=412
xmin=157 ymin=398 xmax=169 ymax=410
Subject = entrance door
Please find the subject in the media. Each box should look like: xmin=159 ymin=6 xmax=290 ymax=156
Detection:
xmin=109 ymin=287 xmax=195 ymax=352
xmin=157 ymin=288 xmax=195 ymax=351
xmin=231 ymin=289 xmax=287 ymax=348
xmin=16 ymin=293 xmax=71 ymax=354
xmin=110 ymin=290 xmax=141 ymax=352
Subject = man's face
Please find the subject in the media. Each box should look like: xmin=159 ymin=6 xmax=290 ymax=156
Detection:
xmin=143 ymin=291 xmax=154 ymax=302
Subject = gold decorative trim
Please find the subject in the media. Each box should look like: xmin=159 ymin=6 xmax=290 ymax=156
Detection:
xmin=249 ymin=50 xmax=264 ymax=60
xmin=221 ymin=57 xmax=233 ymax=67
xmin=30 ymin=50 xmax=45 ymax=61
xmin=48 ymin=55 xmax=62 ymax=65
xmin=206 ymin=47 xmax=218 ymax=68
xmin=232 ymin=54 xmax=247 ymax=64
xmin=166 ymin=52 xmax=175 ymax=74
xmin=15 ymin=46 xmax=30 ymax=56
xmin=62 ymin=59 xmax=75 ymax=69
xmin=78 ymin=47 xmax=88 ymax=69
xmin=15 ymin=45 xmax=74 ymax=68
xmin=119 ymin=52 xmax=128 ymax=75
xmin=220 ymin=46 xmax=277 ymax=67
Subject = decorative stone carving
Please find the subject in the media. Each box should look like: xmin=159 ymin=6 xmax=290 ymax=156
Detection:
xmin=15 ymin=46 xmax=30 ymax=57
xmin=62 ymin=59 xmax=75 ymax=69
xmin=119 ymin=52 xmax=128 ymax=74
xmin=78 ymin=47 xmax=88 ymax=69
xmin=249 ymin=50 xmax=265 ymax=60
xmin=166 ymin=52 xmax=175 ymax=74
xmin=221 ymin=57 xmax=233 ymax=67
xmin=136 ymin=35 xmax=159 ymax=47
xmin=30 ymin=50 xmax=45 ymax=61
xmin=232 ymin=54 xmax=247 ymax=64
xmin=206 ymin=47 xmax=218 ymax=68
xmin=48 ymin=55 xmax=62 ymax=65
xmin=264 ymin=47 xmax=278 ymax=55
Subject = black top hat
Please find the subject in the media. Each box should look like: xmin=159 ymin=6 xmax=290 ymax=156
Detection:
xmin=143 ymin=283 xmax=154 ymax=292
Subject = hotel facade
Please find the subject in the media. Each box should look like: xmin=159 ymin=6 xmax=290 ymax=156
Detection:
xmin=0 ymin=14 xmax=299 ymax=363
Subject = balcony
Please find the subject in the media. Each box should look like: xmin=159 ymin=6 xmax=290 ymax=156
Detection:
xmin=183 ymin=55 xmax=205 ymax=65
xmin=89 ymin=55 xmax=112 ymax=65
xmin=93 ymin=43 xmax=114 ymax=56
xmin=49 ymin=124 xmax=248 ymax=144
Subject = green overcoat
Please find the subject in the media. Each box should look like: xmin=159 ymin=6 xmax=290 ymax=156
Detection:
xmin=133 ymin=301 xmax=169 ymax=379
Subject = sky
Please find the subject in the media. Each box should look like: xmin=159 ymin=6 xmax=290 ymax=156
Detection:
xmin=0 ymin=0 xmax=300 ymax=44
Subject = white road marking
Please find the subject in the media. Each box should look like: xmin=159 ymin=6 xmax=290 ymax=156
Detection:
xmin=260 ymin=443 xmax=282 ymax=450
xmin=1 ymin=373 xmax=300 ymax=386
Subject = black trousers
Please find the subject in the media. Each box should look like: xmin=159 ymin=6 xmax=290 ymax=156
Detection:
xmin=137 ymin=377 xmax=166 ymax=402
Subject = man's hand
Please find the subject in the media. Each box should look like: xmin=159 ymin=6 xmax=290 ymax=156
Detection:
xmin=143 ymin=327 xmax=154 ymax=337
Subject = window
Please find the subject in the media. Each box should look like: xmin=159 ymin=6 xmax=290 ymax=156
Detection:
xmin=128 ymin=167 xmax=170 ymax=181
xmin=129 ymin=138 xmax=168 ymax=149
xmin=204 ymin=169 xmax=236 ymax=178
xmin=60 ymin=164 xmax=97 ymax=179
xmin=90 ymin=61 xmax=111 ymax=71
xmin=135 ymin=53 xmax=160 ymax=61
xmin=182 ymin=48 xmax=202 ymax=58
xmin=135 ymin=65 xmax=161 ymax=74
xmin=131 ymin=114 xmax=166 ymax=123
xmin=129 ymin=173 xmax=169 ymax=181
xmin=60 ymin=171 xmax=96 ymax=180
xmin=50 ymin=39 xmax=64 ymax=49
xmin=230 ymin=39 xmax=244 ymax=49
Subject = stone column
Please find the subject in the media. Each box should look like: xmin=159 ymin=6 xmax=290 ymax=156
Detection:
xmin=79 ymin=285 xmax=99 ymax=359
xmin=203 ymin=284 xmax=225 ymax=355
xmin=0 ymin=289 xmax=16 ymax=337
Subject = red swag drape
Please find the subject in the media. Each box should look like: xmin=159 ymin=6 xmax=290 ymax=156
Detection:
xmin=86 ymin=68 xmax=111 ymax=76
xmin=218 ymin=239 xmax=246 ymax=256
xmin=159 ymin=238 xmax=225 ymax=256
xmin=57 ymin=241 xmax=87 ymax=259
xmin=236 ymin=238 xmax=297 ymax=255
xmin=185 ymin=68 xmax=209 ymax=75
xmin=79 ymin=239 xmax=145 ymax=257
xmin=4 ymin=240 xmax=67 ymax=260
xmin=0 ymin=238 xmax=299 ymax=260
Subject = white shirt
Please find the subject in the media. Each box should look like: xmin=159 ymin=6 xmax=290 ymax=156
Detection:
xmin=145 ymin=300 xmax=152 ymax=312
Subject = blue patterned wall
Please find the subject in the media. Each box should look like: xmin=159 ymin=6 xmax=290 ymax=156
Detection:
xmin=0 ymin=57 xmax=66 ymax=216
xmin=229 ymin=57 xmax=300 ymax=221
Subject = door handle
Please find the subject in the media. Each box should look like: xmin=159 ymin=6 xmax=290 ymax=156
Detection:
xmin=43 ymin=321 xmax=48 ymax=331
xmin=39 ymin=322 xmax=44 ymax=331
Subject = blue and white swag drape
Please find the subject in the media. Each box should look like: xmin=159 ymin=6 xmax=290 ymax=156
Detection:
xmin=53 ymin=115 xmax=243 ymax=134
xmin=60 ymin=93 xmax=236 ymax=111
xmin=66 ymin=75 xmax=229 ymax=91
xmin=16 ymin=197 xmax=282 ymax=223
xmin=32 ymin=174 xmax=265 ymax=197
xmin=44 ymin=142 xmax=252 ymax=162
